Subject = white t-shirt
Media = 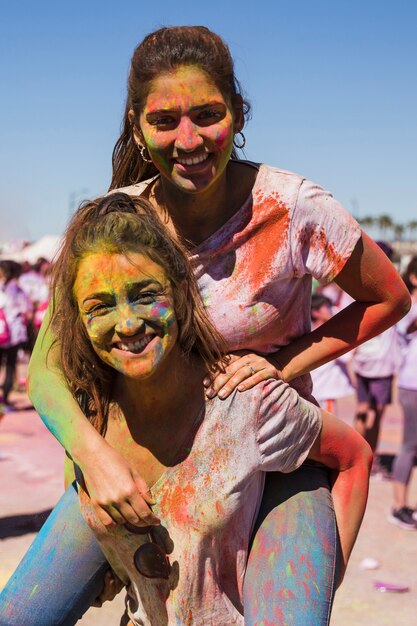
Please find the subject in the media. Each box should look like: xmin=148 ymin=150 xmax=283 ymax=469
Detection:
xmin=311 ymin=353 xmax=354 ymax=402
xmin=351 ymin=326 xmax=400 ymax=378
xmin=396 ymin=302 xmax=417 ymax=391
xmin=118 ymin=162 xmax=361 ymax=401
xmin=79 ymin=380 xmax=321 ymax=625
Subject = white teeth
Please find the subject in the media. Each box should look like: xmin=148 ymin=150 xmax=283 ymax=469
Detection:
xmin=114 ymin=335 xmax=153 ymax=353
xmin=176 ymin=153 xmax=209 ymax=166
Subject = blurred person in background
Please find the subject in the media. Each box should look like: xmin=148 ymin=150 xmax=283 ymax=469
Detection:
xmin=310 ymin=294 xmax=355 ymax=416
xmin=351 ymin=243 xmax=400 ymax=474
xmin=0 ymin=260 xmax=32 ymax=410
xmin=19 ymin=258 xmax=51 ymax=352
xmin=389 ymin=257 xmax=417 ymax=529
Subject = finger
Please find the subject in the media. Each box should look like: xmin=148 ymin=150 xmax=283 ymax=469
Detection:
xmin=118 ymin=498 xmax=161 ymax=526
xmin=211 ymin=358 xmax=269 ymax=397
xmin=203 ymin=355 xmax=240 ymax=386
xmin=93 ymin=502 xmax=125 ymax=527
xmin=132 ymin=474 xmax=156 ymax=506
xmin=237 ymin=371 xmax=271 ymax=392
xmin=205 ymin=362 xmax=249 ymax=398
xmin=219 ymin=364 xmax=277 ymax=398
xmin=217 ymin=369 xmax=266 ymax=399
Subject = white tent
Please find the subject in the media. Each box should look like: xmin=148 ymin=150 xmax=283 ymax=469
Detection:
xmin=1 ymin=235 xmax=63 ymax=264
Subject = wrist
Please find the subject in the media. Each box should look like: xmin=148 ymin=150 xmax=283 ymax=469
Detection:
xmin=269 ymin=352 xmax=291 ymax=383
xmin=70 ymin=425 xmax=110 ymax=468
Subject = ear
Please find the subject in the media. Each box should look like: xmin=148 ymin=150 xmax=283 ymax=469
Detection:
xmin=232 ymin=95 xmax=244 ymax=133
xmin=129 ymin=109 xmax=144 ymax=145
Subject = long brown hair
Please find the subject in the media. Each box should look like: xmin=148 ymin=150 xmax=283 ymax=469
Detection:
xmin=50 ymin=192 xmax=227 ymax=434
xmin=110 ymin=25 xmax=251 ymax=190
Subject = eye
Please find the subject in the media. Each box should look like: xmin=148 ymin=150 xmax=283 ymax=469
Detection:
xmin=131 ymin=291 xmax=161 ymax=305
xmin=84 ymin=303 xmax=110 ymax=317
xmin=197 ymin=109 xmax=222 ymax=121
xmin=149 ymin=115 xmax=177 ymax=128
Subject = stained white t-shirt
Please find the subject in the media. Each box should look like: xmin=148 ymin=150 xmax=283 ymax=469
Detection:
xmin=79 ymin=380 xmax=321 ymax=625
xmin=118 ymin=162 xmax=361 ymax=400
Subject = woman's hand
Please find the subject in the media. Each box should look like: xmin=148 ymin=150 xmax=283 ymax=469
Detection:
xmin=203 ymin=351 xmax=284 ymax=399
xmin=92 ymin=568 xmax=125 ymax=607
xmin=79 ymin=443 xmax=160 ymax=528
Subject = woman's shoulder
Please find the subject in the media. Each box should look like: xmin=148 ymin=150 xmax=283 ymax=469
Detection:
xmin=238 ymin=161 xmax=305 ymax=191
xmin=107 ymin=175 xmax=158 ymax=198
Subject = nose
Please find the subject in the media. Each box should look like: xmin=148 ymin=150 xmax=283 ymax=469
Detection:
xmin=115 ymin=305 xmax=145 ymax=336
xmin=174 ymin=116 xmax=204 ymax=152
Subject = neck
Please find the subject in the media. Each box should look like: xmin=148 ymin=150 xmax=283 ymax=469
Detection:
xmin=153 ymin=161 xmax=256 ymax=246
xmin=113 ymin=350 xmax=206 ymax=429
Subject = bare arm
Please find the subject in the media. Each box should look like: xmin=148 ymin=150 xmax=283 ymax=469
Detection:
xmin=308 ymin=411 xmax=373 ymax=586
xmin=276 ymin=231 xmax=410 ymax=381
xmin=206 ymin=231 xmax=410 ymax=397
xmin=29 ymin=308 xmax=159 ymax=527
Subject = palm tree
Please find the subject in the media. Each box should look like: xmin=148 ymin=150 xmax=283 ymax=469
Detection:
xmin=357 ymin=215 xmax=376 ymax=236
xmin=407 ymin=220 xmax=417 ymax=242
xmin=377 ymin=214 xmax=394 ymax=240
xmin=394 ymin=223 xmax=405 ymax=241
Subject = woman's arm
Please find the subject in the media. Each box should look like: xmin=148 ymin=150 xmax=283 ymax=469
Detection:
xmin=28 ymin=309 xmax=159 ymax=527
xmin=308 ymin=411 xmax=373 ymax=586
xmin=205 ymin=232 xmax=410 ymax=397
xmin=277 ymin=231 xmax=410 ymax=381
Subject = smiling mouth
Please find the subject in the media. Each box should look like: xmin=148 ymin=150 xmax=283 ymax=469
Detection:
xmin=175 ymin=153 xmax=210 ymax=166
xmin=113 ymin=334 xmax=155 ymax=354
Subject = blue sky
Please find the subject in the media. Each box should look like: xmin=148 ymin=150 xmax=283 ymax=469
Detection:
xmin=1 ymin=0 xmax=416 ymax=241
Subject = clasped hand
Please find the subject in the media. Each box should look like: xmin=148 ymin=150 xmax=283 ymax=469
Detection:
xmin=203 ymin=350 xmax=284 ymax=399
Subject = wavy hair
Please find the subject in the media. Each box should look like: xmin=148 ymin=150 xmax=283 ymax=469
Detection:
xmin=110 ymin=25 xmax=251 ymax=190
xmin=50 ymin=192 xmax=227 ymax=434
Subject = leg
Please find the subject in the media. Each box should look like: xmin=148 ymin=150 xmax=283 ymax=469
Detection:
xmin=392 ymin=388 xmax=417 ymax=509
xmin=243 ymin=463 xmax=339 ymax=626
xmin=0 ymin=483 xmax=109 ymax=626
xmin=2 ymin=345 xmax=18 ymax=404
xmin=365 ymin=403 xmax=386 ymax=453
xmin=353 ymin=374 xmax=370 ymax=438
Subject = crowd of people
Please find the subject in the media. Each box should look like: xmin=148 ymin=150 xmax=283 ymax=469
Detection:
xmin=313 ymin=250 xmax=417 ymax=531
xmin=0 ymin=257 xmax=50 ymax=410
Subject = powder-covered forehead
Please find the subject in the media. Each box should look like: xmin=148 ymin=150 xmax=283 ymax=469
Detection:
xmin=74 ymin=251 xmax=170 ymax=301
xmin=143 ymin=65 xmax=228 ymax=112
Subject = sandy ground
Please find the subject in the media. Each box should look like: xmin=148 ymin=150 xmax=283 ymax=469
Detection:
xmin=1 ymin=386 xmax=416 ymax=625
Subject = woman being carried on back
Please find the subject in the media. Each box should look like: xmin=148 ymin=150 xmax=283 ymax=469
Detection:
xmin=44 ymin=193 xmax=372 ymax=624
xmin=0 ymin=25 xmax=409 ymax=626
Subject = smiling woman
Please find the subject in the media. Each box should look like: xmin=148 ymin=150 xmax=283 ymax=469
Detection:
xmin=134 ymin=65 xmax=239 ymax=195
xmin=75 ymin=253 xmax=179 ymax=380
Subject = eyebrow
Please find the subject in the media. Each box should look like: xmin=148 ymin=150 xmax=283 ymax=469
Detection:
xmin=81 ymin=279 xmax=164 ymax=305
xmin=146 ymin=102 xmax=224 ymax=115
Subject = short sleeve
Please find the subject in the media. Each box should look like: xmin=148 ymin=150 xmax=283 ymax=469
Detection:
xmin=290 ymin=179 xmax=361 ymax=283
xmin=256 ymin=379 xmax=322 ymax=473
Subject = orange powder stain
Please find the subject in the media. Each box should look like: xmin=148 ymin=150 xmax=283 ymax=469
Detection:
xmin=308 ymin=227 xmax=347 ymax=280
xmin=158 ymin=482 xmax=196 ymax=525
xmin=239 ymin=190 xmax=290 ymax=291
xmin=215 ymin=500 xmax=225 ymax=516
